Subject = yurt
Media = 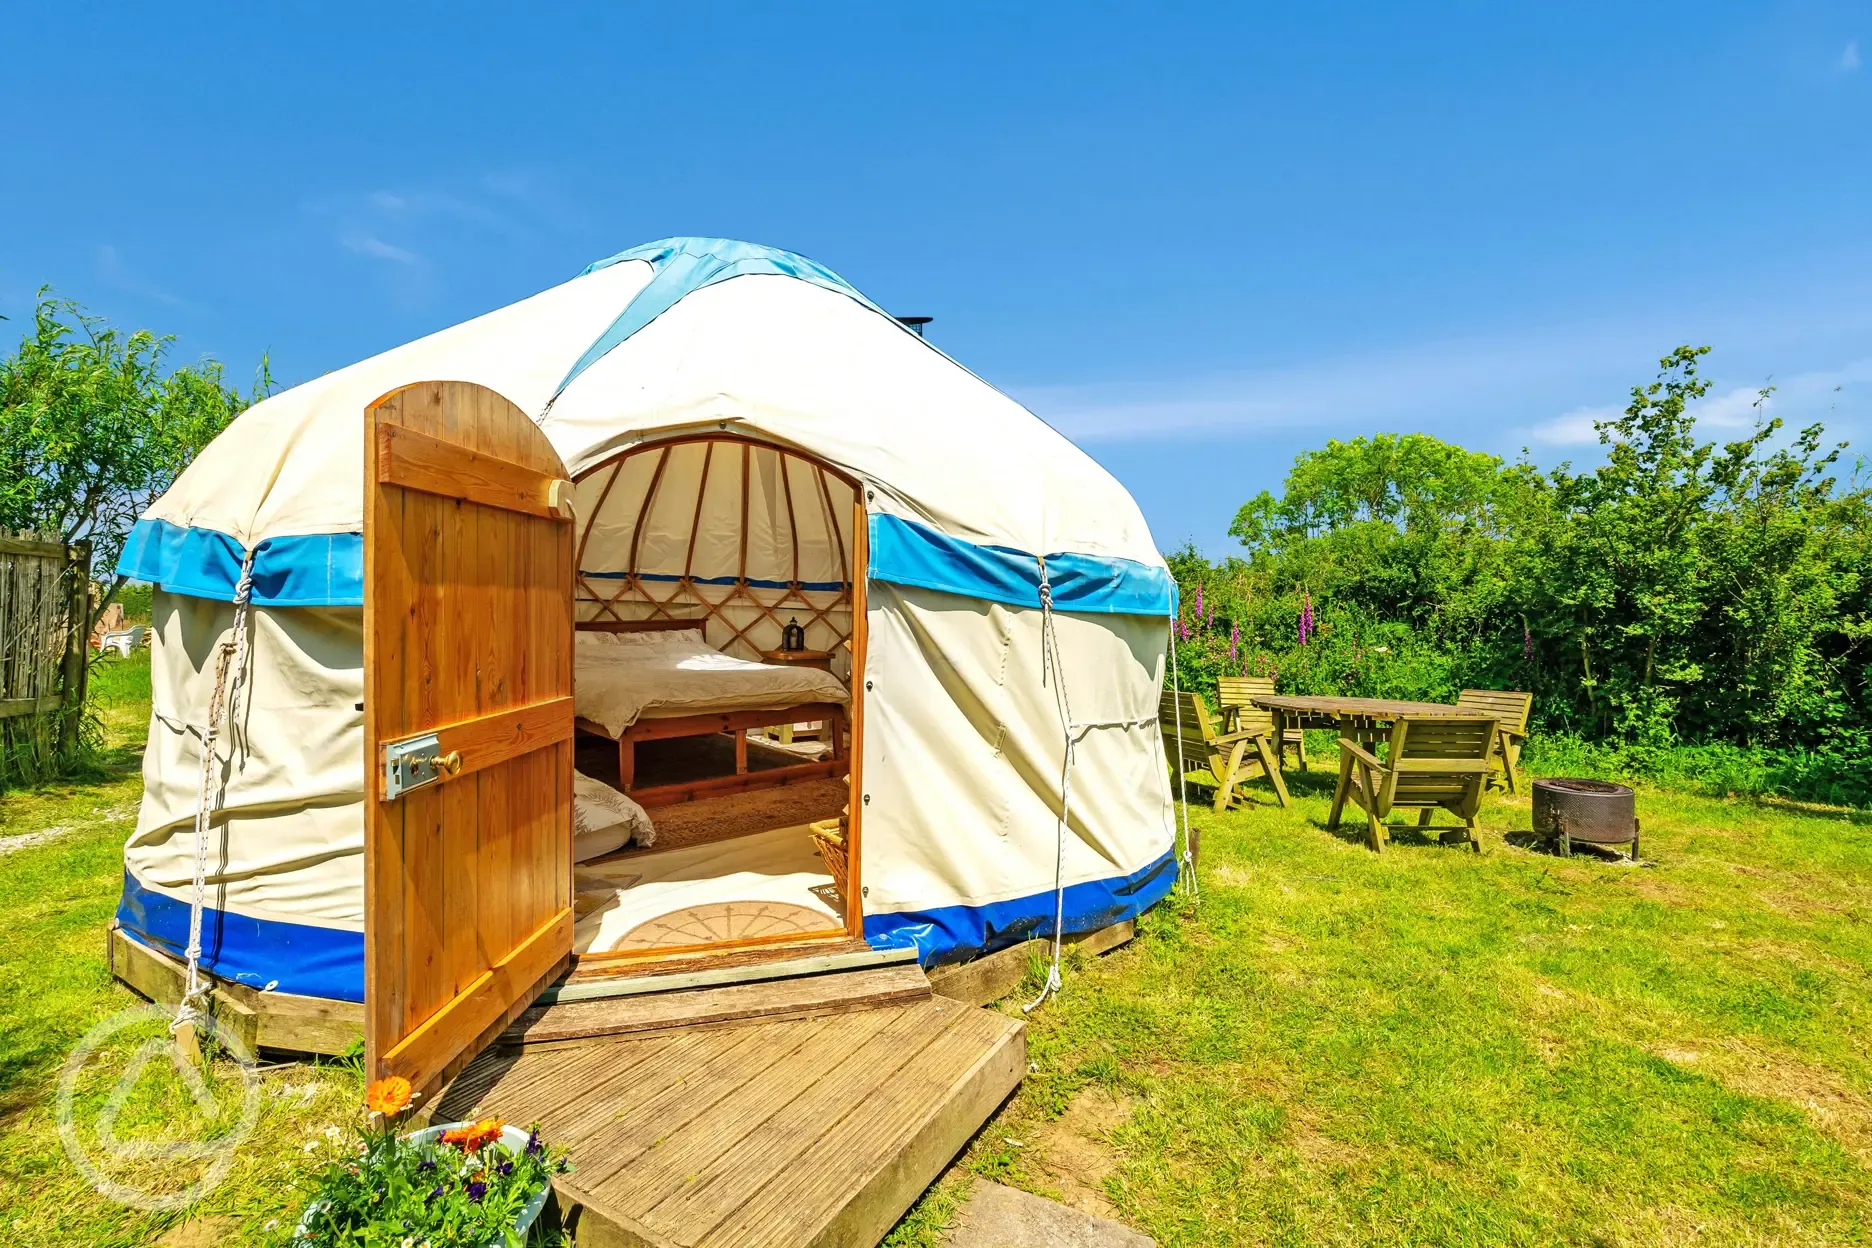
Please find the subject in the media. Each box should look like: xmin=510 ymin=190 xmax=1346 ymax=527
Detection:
xmin=112 ymin=238 xmax=1181 ymax=1086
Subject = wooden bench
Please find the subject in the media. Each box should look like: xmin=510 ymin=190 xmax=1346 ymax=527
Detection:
xmin=1160 ymin=690 xmax=1290 ymax=812
xmin=1216 ymin=675 xmax=1309 ymax=770
xmin=1328 ymin=713 xmax=1498 ymax=853
xmin=1456 ymin=688 xmax=1533 ymax=793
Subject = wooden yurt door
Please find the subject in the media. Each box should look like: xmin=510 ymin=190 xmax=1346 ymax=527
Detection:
xmin=363 ymin=380 xmax=576 ymax=1092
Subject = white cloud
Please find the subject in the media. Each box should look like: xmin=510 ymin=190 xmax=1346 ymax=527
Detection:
xmin=1843 ymin=40 xmax=1861 ymax=73
xmin=1010 ymin=318 xmax=1872 ymax=473
xmin=92 ymin=243 xmax=202 ymax=313
xmin=1695 ymin=383 xmax=1773 ymax=429
xmin=1528 ymin=405 xmax=1618 ymax=446
xmin=1016 ymin=326 xmax=1661 ymax=445
xmin=341 ymin=232 xmax=419 ymax=265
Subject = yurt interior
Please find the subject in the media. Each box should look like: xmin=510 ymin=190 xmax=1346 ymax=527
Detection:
xmin=558 ymin=434 xmax=866 ymax=965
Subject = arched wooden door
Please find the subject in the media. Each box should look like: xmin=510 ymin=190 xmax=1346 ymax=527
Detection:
xmin=363 ymin=380 xmax=576 ymax=1092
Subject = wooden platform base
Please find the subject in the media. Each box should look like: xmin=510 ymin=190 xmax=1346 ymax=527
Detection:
xmin=500 ymin=961 xmax=932 ymax=1051
xmin=925 ymin=919 xmax=1136 ymax=1007
xmin=438 ymin=994 xmax=1025 ymax=1248
xmin=106 ymin=922 xmax=364 ymax=1055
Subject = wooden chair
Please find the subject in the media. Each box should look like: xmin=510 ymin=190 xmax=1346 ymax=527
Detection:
xmin=1216 ymin=676 xmax=1308 ymax=770
xmin=1328 ymin=714 xmax=1498 ymax=853
xmin=1160 ymin=691 xmax=1291 ymax=811
xmin=1456 ymin=689 xmax=1533 ymax=793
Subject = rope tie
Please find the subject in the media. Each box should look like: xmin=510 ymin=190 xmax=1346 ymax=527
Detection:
xmin=1168 ymin=616 xmax=1198 ymax=898
xmin=172 ymin=549 xmax=257 ymax=1037
xmin=1024 ymin=558 xmax=1075 ymax=1014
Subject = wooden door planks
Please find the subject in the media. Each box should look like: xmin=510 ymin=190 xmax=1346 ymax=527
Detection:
xmin=364 ymin=380 xmax=576 ymax=1091
xmin=499 ymin=961 xmax=930 ymax=1050
xmin=436 ymin=995 xmax=1026 ymax=1248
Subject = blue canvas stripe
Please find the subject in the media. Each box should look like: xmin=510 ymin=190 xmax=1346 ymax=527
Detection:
xmin=864 ymin=849 xmax=1178 ymax=967
xmin=555 ymin=237 xmax=891 ymax=402
xmin=117 ymin=518 xmax=364 ymax=607
xmin=116 ymin=869 xmax=366 ymax=1002
xmin=115 ymin=513 xmax=1176 ymax=617
xmin=867 ymin=514 xmax=1176 ymax=616
xmin=578 ymin=570 xmax=849 ymax=593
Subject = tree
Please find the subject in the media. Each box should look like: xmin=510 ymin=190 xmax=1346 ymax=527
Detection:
xmin=0 ymin=290 xmax=265 ymax=631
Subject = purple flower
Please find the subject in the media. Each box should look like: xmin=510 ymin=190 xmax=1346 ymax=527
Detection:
xmin=1298 ymin=591 xmax=1314 ymax=646
xmin=418 ymin=1158 xmax=436 ymax=1173
xmin=1194 ymin=583 xmax=1204 ymax=623
xmin=1523 ymin=622 xmax=1534 ymax=661
xmin=468 ymin=1180 xmax=487 ymax=1203
xmin=1229 ymin=621 xmax=1239 ymax=664
xmin=426 ymin=1185 xmax=444 ymax=1204
xmin=497 ymin=1160 xmax=515 ymax=1177
xmin=525 ymin=1130 xmax=544 ymax=1157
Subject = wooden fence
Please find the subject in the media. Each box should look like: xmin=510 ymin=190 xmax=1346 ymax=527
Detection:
xmin=0 ymin=534 xmax=90 ymax=759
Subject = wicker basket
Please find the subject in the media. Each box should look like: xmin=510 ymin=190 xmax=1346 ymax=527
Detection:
xmin=808 ymin=815 xmax=849 ymax=899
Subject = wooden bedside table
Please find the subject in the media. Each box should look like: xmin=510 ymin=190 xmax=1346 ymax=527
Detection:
xmin=761 ymin=648 xmax=835 ymax=672
xmin=757 ymin=649 xmax=839 ymax=746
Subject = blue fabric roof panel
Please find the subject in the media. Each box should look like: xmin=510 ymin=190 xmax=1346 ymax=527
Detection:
xmin=554 ymin=237 xmax=893 ymax=403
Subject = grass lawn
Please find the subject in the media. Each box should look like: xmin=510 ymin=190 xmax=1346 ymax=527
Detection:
xmin=937 ymin=771 xmax=1872 ymax=1247
xmin=0 ymin=653 xmax=367 ymax=1248
xmin=3 ymin=661 xmax=1869 ymax=1245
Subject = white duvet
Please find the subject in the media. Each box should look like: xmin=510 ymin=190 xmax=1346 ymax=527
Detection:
xmin=574 ymin=627 xmax=849 ymax=737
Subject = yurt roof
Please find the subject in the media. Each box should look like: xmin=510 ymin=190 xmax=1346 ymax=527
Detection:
xmin=122 ymin=238 xmax=1171 ymax=616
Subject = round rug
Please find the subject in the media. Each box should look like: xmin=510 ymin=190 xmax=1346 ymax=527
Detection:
xmin=616 ymin=900 xmax=835 ymax=951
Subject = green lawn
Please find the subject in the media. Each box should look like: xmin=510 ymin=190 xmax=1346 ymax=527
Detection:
xmin=940 ymin=773 xmax=1872 ymax=1247
xmin=3 ymin=664 xmax=1869 ymax=1245
xmin=0 ymin=653 xmax=367 ymax=1248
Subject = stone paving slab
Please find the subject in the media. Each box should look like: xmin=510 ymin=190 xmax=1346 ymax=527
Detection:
xmin=943 ymin=1180 xmax=1155 ymax=1248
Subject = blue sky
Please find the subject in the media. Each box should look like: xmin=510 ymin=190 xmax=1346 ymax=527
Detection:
xmin=2 ymin=2 xmax=1867 ymax=554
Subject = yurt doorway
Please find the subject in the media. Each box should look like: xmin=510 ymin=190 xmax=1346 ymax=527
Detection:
xmin=361 ymin=380 xmax=865 ymax=1088
xmin=561 ymin=431 xmax=864 ymax=965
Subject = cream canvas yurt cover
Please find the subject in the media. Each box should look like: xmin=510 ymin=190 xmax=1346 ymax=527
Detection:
xmin=116 ymin=238 xmax=1181 ymax=1002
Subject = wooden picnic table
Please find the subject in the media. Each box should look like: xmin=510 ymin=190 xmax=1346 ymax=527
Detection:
xmin=1245 ymin=694 xmax=1491 ymax=771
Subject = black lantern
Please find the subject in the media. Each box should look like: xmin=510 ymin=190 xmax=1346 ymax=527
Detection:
xmin=782 ymin=617 xmax=806 ymax=651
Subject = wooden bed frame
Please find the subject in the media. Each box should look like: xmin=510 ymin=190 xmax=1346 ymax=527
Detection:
xmin=575 ymin=618 xmax=849 ymax=807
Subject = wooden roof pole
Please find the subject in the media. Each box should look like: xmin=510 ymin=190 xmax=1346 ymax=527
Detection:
xmin=681 ymin=441 xmax=715 ymax=581
xmin=779 ymin=450 xmax=801 ymax=585
xmin=625 ymin=446 xmax=672 ymax=578
xmin=575 ymin=460 xmax=624 ymax=573
xmin=817 ymin=466 xmax=849 ymax=588
xmin=737 ymin=442 xmax=751 ymax=583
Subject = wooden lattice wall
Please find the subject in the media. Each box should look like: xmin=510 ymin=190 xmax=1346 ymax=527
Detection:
xmin=572 ymin=438 xmax=858 ymax=670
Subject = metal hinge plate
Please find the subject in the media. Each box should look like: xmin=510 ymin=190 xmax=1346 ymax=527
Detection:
xmin=383 ymin=732 xmax=443 ymax=800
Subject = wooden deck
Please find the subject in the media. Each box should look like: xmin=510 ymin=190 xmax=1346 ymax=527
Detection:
xmin=437 ymin=994 xmax=1025 ymax=1247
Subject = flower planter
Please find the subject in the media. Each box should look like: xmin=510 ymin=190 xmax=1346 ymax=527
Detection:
xmin=294 ymin=1123 xmax=552 ymax=1246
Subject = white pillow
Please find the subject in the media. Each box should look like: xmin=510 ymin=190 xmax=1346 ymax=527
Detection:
xmin=576 ymin=626 xmax=705 ymax=649
xmin=572 ymin=770 xmax=656 ymax=860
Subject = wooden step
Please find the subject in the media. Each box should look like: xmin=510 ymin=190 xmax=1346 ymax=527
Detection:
xmin=556 ymin=940 xmax=913 ymax=1001
xmin=498 ymin=962 xmax=932 ymax=1051
xmin=438 ymin=994 xmax=1026 ymax=1248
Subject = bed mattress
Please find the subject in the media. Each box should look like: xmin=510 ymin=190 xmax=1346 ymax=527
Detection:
xmin=575 ymin=628 xmax=849 ymax=737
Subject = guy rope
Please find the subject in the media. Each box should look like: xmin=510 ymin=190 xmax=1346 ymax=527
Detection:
xmin=1167 ymin=606 xmax=1198 ymax=898
xmin=171 ymin=550 xmax=257 ymax=1050
xmin=1022 ymin=559 xmax=1198 ymax=1014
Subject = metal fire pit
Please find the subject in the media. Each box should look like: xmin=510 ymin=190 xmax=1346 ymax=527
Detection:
xmin=1532 ymin=778 xmax=1639 ymax=860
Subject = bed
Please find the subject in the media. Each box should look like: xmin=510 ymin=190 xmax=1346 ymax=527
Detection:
xmin=574 ymin=619 xmax=851 ymax=806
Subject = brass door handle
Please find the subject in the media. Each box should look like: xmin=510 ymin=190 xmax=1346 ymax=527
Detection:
xmin=440 ymin=751 xmax=463 ymax=775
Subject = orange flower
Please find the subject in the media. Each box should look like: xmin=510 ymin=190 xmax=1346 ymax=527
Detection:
xmin=441 ymin=1118 xmax=506 ymax=1151
xmin=365 ymin=1076 xmax=413 ymax=1117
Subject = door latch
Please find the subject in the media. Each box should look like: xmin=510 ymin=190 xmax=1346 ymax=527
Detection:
xmin=382 ymin=733 xmax=462 ymax=799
